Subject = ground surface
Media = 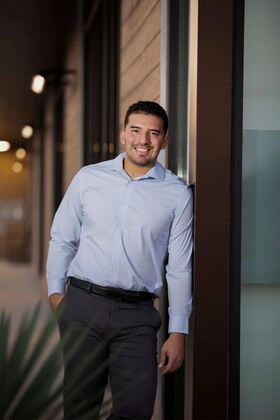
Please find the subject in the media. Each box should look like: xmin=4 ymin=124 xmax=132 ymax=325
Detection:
xmin=0 ymin=260 xmax=112 ymax=419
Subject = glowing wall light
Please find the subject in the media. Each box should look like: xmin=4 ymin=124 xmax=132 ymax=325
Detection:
xmin=0 ymin=141 xmax=11 ymax=152
xmin=21 ymin=125 xmax=33 ymax=139
xmin=15 ymin=148 xmax=26 ymax=159
xmin=31 ymin=74 xmax=46 ymax=94
xmin=12 ymin=162 xmax=23 ymax=173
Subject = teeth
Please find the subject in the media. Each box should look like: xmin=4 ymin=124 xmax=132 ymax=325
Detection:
xmin=135 ymin=147 xmax=150 ymax=152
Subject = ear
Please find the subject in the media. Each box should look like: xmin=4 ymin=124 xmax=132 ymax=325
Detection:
xmin=120 ymin=130 xmax=126 ymax=146
xmin=161 ymin=135 xmax=169 ymax=150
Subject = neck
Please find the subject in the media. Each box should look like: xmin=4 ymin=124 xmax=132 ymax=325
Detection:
xmin=123 ymin=157 xmax=154 ymax=179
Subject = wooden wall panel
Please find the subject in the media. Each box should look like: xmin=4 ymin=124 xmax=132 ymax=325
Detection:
xmin=63 ymin=25 xmax=82 ymax=189
xmin=121 ymin=32 xmax=160 ymax=99
xmin=121 ymin=0 xmax=159 ymax=50
xmin=121 ymin=0 xmax=140 ymax=24
xmin=119 ymin=0 xmax=161 ymax=128
xmin=120 ymin=65 xmax=160 ymax=128
xmin=121 ymin=1 xmax=160 ymax=73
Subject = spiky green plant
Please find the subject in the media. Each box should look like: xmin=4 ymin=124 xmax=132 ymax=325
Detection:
xmin=0 ymin=304 xmax=149 ymax=420
xmin=0 ymin=304 xmax=64 ymax=419
xmin=0 ymin=304 xmax=113 ymax=420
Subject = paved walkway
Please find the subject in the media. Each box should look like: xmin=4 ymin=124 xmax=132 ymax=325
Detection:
xmin=0 ymin=260 xmax=51 ymax=327
xmin=0 ymin=261 xmax=63 ymax=417
xmin=0 ymin=260 xmax=111 ymax=419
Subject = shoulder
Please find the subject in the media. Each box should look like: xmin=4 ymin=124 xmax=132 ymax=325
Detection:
xmin=74 ymin=157 xmax=116 ymax=179
xmin=68 ymin=158 xmax=118 ymax=195
xmin=164 ymin=168 xmax=192 ymax=196
xmin=164 ymin=169 xmax=193 ymax=209
xmin=164 ymin=167 xmax=185 ymax=185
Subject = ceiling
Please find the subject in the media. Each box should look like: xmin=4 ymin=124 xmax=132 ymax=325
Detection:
xmin=0 ymin=0 xmax=77 ymax=149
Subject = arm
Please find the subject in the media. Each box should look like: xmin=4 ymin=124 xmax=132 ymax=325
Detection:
xmin=46 ymin=171 xmax=83 ymax=311
xmin=159 ymin=186 xmax=193 ymax=374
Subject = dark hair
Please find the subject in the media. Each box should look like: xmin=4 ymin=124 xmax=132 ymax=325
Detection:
xmin=124 ymin=101 xmax=168 ymax=134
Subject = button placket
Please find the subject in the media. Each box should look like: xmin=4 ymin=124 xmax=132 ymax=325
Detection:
xmin=109 ymin=180 xmax=133 ymax=284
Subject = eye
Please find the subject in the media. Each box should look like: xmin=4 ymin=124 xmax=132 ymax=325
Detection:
xmin=150 ymin=131 xmax=159 ymax=137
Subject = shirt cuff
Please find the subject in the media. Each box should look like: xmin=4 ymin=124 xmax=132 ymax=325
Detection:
xmin=47 ymin=279 xmax=66 ymax=297
xmin=168 ymin=315 xmax=189 ymax=334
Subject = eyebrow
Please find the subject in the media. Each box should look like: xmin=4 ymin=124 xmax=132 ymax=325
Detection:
xmin=129 ymin=125 xmax=161 ymax=134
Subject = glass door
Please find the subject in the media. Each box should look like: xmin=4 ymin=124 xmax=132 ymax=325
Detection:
xmin=240 ymin=0 xmax=280 ymax=418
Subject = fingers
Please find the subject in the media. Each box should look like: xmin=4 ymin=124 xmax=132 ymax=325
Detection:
xmin=161 ymin=357 xmax=172 ymax=374
xmin=161 ymin=356 xmax=183 ymax=374
xmin=158 ymin=335 xmax=185 ymax=374
xmin=158 ymin=349 xmax=183 ymax=374
xmin=158 ymin=348 xmax=167 ymax=370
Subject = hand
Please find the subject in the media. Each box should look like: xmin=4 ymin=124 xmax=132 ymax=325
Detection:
xmin=158 ymin=332 xmax=185 ymax=374
xmin=49 ymin=293 xmax=64 ymax=313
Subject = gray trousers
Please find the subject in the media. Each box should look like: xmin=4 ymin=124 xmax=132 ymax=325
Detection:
xmin=57 ymin=284 xmax=162 ymax=420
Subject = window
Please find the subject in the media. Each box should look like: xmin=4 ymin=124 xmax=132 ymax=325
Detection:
xmin=83 ymin=0 xmax=120 ymax=165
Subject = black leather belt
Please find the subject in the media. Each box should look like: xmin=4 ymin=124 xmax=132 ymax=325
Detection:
xmin=68 ymin=277 xmax=156 ymax=303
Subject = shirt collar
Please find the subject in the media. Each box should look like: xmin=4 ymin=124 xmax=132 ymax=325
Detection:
xmin=110 ymin=152 xmax=165 ymax=181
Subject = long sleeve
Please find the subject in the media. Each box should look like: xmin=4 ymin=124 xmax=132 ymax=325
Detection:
xmin=46 ymin=171 xmax=82 ymax=297
xmin=166 ymin=186 xmax=193 ymax=334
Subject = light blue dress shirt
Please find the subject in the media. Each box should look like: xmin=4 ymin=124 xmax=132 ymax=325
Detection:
xmin=46 ymin=153 xmax=193 ymax=333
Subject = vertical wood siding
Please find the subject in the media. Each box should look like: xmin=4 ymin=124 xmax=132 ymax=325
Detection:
xmin=63 ymin=26 xmax=82 ymax=189
xmin=119 ymin=0 xmax=161 ymax=130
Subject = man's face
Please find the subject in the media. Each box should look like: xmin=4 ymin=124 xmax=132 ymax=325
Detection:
xmin=120 ymin=112 xmax=168 ymax=168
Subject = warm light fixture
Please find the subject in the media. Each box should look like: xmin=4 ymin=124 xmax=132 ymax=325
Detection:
xmin=31 ymin=74 xmax=46 ymax=94
xmin=0 ymin=141 xmax=11 ymax=152
xmin=15 ymin=148 xmax=26 ymax=160
xmin=12 ymin=162 xmax=23 ymax=173
xmin=21 ymin=125 xmax=33 ymax=139
xmin=31 ymin=69 xmax=76 ymax=95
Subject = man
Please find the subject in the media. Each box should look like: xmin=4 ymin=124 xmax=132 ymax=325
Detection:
xmin=46 ymin=101 xmax=193 ymax=420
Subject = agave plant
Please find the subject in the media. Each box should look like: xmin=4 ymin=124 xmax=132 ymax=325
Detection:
xmin=0 ymin=304 xmax=114 ymax=420
xmin=0 ymin=304 xmax=63 ymax=419
xmin=0 ymin=304 xmax=147 ymax=420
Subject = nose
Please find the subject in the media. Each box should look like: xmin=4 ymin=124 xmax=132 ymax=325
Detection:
xmin=139 ymin=130 xmax=150 ymax=143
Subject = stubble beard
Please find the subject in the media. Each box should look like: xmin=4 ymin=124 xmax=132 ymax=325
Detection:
xmin=127 ymin=147 xmax=157 ymax=168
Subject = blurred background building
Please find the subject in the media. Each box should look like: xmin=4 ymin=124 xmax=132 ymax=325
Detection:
xmin=0 ymin=0 xmax=279 ymax=419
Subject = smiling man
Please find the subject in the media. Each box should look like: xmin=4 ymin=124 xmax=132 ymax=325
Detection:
xmin=121 ymin=111 xmax=168 ymax=171
xmin=46 ymin=101 xmax=193 ymax=420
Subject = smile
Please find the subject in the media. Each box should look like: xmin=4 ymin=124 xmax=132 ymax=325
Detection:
xmin=133 ymin=146 xmax=151 ymax=152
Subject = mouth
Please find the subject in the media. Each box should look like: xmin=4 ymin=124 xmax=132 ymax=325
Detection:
xmin=133 ymin=146 xmax=152 ymax=154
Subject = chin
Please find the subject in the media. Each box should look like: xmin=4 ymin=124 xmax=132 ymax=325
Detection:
xmin=126 ymin=149 xmax=158 ymax=167
xmin=135 ymin=161 xmax=152 ymax=167
xmin=131 ymin=156 xmax=154 ymax=167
